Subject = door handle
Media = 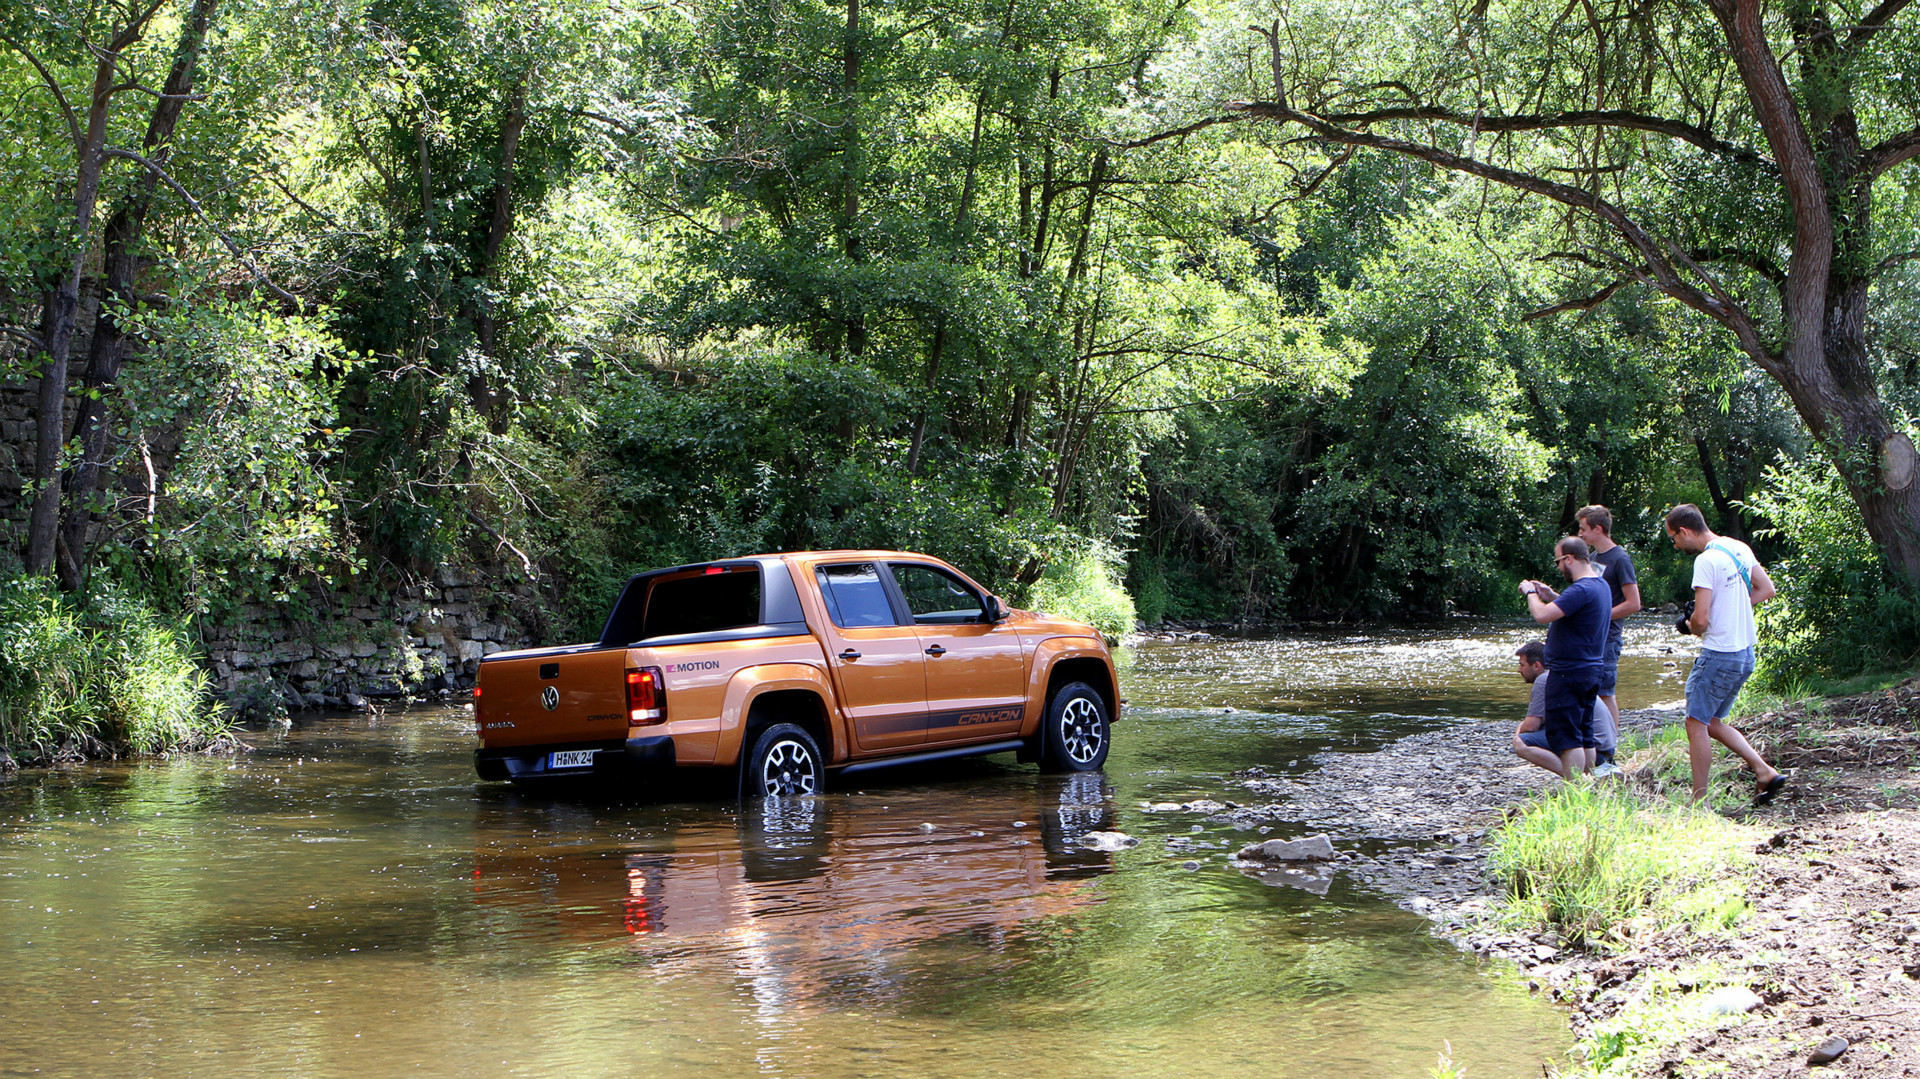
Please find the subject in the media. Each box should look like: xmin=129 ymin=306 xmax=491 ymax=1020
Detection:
xmin=839 ymin=648 xmax=862 ymax=661
xmin=924 ymin=644 xmax=947 ymax=656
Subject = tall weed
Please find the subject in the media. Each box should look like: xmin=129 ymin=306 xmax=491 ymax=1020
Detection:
xmin=1486 ymin=783 xmax=1757 ymax=946
xmin=0 ymin=577 xmax=220 ymax=758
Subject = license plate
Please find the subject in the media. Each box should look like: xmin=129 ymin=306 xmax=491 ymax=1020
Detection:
xmin=549 ymin=750 xmax=597 ymax=770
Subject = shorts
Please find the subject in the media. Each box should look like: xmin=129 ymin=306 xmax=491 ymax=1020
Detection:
xmin=1685 ymin=646 xmax=1755 ymax=723
xmin=1543 ymin=668 xmax=1602 ymax=751
xmin=1597 ymin=627 xmax=1623 ymax=696
xmin=1518 ymin=727 xmax=1551 ymax=751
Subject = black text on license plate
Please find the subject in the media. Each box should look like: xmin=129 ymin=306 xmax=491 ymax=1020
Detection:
xmin=549 ymin=750 xmax=596 ymax=770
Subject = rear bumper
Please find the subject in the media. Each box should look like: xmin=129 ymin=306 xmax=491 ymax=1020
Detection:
xmin=474 ymin=735 xmax=677 ymax=781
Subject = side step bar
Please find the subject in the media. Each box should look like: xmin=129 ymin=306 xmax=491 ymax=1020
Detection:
xmin=835 ymin=739 xmax=1027 ymax=777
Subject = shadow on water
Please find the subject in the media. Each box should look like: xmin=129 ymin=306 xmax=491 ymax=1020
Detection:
xmin=0 ymin=621 xmax=1605 ymax=1078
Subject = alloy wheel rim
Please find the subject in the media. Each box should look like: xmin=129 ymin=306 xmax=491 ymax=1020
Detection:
xmin=1060 ymin=698 xmax=1104 ymax=764
xmin=761 ymin=740 xmax=818 ymax=796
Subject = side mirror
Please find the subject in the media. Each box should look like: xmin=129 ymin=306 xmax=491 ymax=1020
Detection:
xmin=988 ymin=596 xmax=1011 ymax=622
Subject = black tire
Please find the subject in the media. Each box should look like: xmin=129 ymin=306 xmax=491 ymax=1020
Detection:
xmin=1039 ymin=682 xmax=1110 ymax=772
xmin=743 ymin=723 xmax=825 ymax=798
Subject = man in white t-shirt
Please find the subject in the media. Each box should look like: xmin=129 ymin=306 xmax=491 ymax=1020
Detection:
xmin=1665 ymin=503 xmax=1785 ymax=804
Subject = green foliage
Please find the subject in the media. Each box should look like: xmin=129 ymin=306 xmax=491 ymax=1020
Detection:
xmin=1024 ymin=543 xmax=1137 ymax=641
xmin=0 ymin=576 xmax=220 ymax=757
xmin=1744 ymin=454 xmax=1920 ymax=688
xmin=1486 ymin=782 xmax=1757 ymax=947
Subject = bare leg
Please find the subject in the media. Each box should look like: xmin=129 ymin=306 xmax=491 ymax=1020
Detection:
xmin=1686 ymin=718 xmax=1717 ymax=801
xmin=1558 ymin=746 xmax=1594 ymax=776
xmin=1706 ymin=719 xmax=1779 ymax=790
xmin=1514 ymin=732 xmax=1566 ymax=777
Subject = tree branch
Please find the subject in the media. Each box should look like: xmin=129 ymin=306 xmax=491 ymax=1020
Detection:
xmin=1848 ymin=0 xmax=1914 ymax=47
xmin=1 ymin=325 xmax=47 ymax=351
xmin=1311 ymin=105 xmax=1771 ymax=166
xmin=1225 ymin=78 xmax=1781 ymax=373
xmin=101 ymin=147 xmax=302 ymax=307
xmin=1111 ymin=114 xmax=1242 ymax=149
xmin=1864 ymin=126 xmax=1920 ymax=179
xmin=1876 ymin=249 xmax=1920 ymax=275
xmin=1 ymin=34 xmax=83 ymax=153
xmin=1522 ymin=279 xmax=1632 ymax=321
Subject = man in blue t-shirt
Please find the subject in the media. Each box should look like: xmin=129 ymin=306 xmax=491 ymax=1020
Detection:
xmin=1519 ymin=536 xmax=1612 ymax=776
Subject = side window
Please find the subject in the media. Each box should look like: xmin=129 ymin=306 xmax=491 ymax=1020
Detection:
xmin=815 ymin=564 xmax=900 ymax=628
xmin=890 ymin=564 xmax=985 ymax=625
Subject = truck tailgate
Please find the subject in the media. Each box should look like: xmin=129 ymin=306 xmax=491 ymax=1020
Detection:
xmin=477 ymin=646 xmax=632 ymax=748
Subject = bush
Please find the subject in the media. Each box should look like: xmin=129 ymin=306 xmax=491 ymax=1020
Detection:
xmin=1024 ymin=543 xmax=1137 ymax=641
xmin=1486 ymin=782 xmax=1757 ymax=946
xmin=0 ymin=577 xmax=221 ymax=759
xmin=1742 ymin=455 xmax=1920 ymax=689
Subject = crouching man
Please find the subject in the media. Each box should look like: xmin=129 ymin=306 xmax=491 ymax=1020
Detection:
xmin=1513 ymin=640 xmax=1616 ymax=778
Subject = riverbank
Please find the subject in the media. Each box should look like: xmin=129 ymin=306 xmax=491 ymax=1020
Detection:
xmin=1213 ymin=689 xmax=1920 ymax=1077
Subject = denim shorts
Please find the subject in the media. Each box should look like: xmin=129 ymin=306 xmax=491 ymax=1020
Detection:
xmin=1518 ymin=727 xmax=1551 ymax=751
xmin=1685 ymin=646 xmax=1755 ymax=723
xmin=1597 ymin=627 xmax=1624 ymax=695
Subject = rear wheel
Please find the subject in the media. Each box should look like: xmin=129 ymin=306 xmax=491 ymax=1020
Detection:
xmin=744 ymin=723 xmax=824 ymax=798
xmin=1039 ymin=682 xmax=1109 ymax=772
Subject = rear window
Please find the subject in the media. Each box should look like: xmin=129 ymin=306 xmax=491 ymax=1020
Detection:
xmin=641 ymin=570 xmax=763 ymax=638
xmin=815 ymin=563 xmax=899 ymax=628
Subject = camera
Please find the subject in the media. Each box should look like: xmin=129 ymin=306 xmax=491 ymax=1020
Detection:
xmin=1674 ymin=599 xmax=1696 ymax=635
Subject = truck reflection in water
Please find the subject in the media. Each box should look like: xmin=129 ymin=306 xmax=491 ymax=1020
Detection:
xmin=470 ymin=773 xmax=1117 ymax=959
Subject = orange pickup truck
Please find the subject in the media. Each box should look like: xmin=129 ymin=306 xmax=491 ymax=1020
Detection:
xmin=472 ymin=550 xmax=1120 ymax=796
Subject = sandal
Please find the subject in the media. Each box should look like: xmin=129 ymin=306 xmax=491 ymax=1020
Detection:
xmin=1753 ymin=773 xmax=1788 ymax=805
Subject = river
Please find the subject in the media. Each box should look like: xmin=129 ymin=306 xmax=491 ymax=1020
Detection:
xmin=0 ymin=617 xmax=1694 ymax=1077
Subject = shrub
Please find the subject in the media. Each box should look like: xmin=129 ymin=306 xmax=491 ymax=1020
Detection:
xmin=1742 ymin=454 xmax=1920 ymax=689
xmin=1024 ymin=543 xmax=1137 ymax=641
xmin=0 ymin=577 xmax=221 ymax=759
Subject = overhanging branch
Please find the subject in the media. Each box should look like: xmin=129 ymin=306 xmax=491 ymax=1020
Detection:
xmin=103 ymin=147 xmax=302 ymax=307
xmin=1864 ymin=126 xmax=1920 ymax=179
xmin=1309 ymin=105 xmax=1770 ymax=166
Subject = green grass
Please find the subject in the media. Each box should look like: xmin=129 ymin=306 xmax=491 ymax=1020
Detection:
xmin=0 ymin=576 xmax=226 ymax=759
xmin=1486 ymin=782 xmax=1760 ymax=948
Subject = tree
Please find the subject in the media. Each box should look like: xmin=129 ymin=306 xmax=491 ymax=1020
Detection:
xmin=1149 ymin=0 xmax=1920 ymax=580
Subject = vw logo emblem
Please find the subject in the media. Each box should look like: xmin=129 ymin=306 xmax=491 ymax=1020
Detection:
xmin=541 ymin=685 xmax=559 ymax=710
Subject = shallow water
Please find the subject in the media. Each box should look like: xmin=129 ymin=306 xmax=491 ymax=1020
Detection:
xmin=0 ymin=617 xmax=1691 ymax=1078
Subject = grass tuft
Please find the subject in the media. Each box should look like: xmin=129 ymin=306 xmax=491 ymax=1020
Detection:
xmin=0 ymin=576 xmax=225 ymax=759
xmin=1486 ymin=782 xmax=1759 ymax=947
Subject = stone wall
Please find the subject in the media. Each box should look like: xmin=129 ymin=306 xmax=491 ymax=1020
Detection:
xmin=200 ymin=566 xmax=543 ymax=715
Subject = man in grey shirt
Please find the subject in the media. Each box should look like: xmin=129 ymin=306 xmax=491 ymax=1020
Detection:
xmin=1512 ymin=640 xmax=1616 ymax=778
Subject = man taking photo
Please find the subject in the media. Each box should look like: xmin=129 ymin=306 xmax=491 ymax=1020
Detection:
xmin=1665 ymin=504 xmax=1787 ymax=804
xmin=1519 ymin=537 xmax=1612 ymax=777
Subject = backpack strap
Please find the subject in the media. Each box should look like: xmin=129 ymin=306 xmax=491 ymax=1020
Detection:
xmin=1706 ymin=541 xmax=1752 ymax=592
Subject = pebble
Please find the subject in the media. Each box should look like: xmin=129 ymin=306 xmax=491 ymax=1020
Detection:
xmin=1809 ymin=1036 xmax=1850 ymax=1065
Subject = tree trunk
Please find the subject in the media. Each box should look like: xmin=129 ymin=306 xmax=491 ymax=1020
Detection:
xmin=468 ymin=69 xmax=529 ymax=435
xmin=840 ymin=0 xmax=865 ymax=358
xmin=26 ymin=44 xmax=124 ymax=577
xmin=57 ymin=0 xmax=220 ymax=590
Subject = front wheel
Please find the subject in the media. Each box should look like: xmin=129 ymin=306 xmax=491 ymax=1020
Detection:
xmin=744 ymin=723 xmax=825 ymax=798
xmin=1039 ymin=682 xmax=1110 ymax=772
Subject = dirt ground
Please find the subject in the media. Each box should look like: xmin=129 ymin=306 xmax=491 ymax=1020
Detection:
xmin=1217 ymin=686 xmax=1920 ymax=1077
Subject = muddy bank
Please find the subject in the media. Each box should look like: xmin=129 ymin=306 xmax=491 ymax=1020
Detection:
xmin=1208 ymin=691 xmax=1920 ymax=1076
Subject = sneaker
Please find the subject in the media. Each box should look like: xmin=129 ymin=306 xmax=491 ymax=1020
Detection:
xmin=1592 ymin=762 xmax=1622 ymax=778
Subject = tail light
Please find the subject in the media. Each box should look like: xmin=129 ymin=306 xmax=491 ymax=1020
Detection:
xmin=626 ymin=667 xmax=666 ymax=726
xmin=472 ymin=684 xmax=483 ymax=724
